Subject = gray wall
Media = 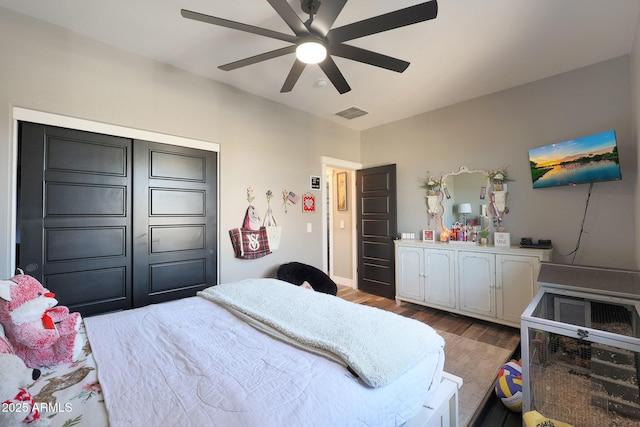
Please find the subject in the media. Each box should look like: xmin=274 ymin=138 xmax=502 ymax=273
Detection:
xmin=1 ymin=7 xmax=639 ymax=281
xmin=0 ymin=8 xmax=361 ymax=281
xmin=362 ymin=56 xmax=636 ymax=269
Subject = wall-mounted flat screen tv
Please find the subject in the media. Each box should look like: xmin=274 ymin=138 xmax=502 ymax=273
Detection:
xmin=528 ymin=130 xmax=621 ymax=188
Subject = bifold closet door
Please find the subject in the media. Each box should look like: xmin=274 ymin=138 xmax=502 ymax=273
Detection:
xmin=18 ymin=123 xmax=134 ymax=315
xmin=19 ymin=124 xmax=218 ymax=315
xmin=132 ymin=140 xmax=217 ymax=307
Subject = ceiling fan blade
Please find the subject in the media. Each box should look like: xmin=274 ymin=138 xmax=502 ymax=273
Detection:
xmin=319 ymin=56 xmax=351 ymax=94
xmin=181 ymin=9 xmax=297 ymax=44
xmin=330 ymin=44 xmax=409 ymax=73
xmin=327 ymin=1 xmax=438 ymax=44
xmin=266 ymin=0 xmax=309 ymax=36
xmin=280 ymin=60 xmax=307 ymax=93
xmin=219 ymin=45 xmax=296 ymax=71
xmin=308 ymin=0 xmax=348 ymax=37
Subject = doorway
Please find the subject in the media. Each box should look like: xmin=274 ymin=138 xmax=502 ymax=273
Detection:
xmin=321 ymin=157 xmax=361 ymax=289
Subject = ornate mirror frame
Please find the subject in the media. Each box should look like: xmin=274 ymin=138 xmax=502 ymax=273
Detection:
xmin=439 ymin=166 xmax=490 ymax=232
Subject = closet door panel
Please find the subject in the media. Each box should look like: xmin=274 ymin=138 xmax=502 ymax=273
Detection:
xmin=150 ymin=225 xmax=205 ymax=252
xmin=150 ymin=189 xmax=205 ymax=216
xmin=47 ymin=137 xmax=127 ymax=175
xmin=18 ymin=123 xmax=133 ymax=316
xmin=46 ymin=183 xmax=126 ymax=216
xmin=46 ymin=268 xmax=127 ymax=306
xmin=149 ymin=259 xmax=207 ymax=293
xmin=46 ymin=228 xmax=125 ymax=260
xmin=150 ymin=150 xmax=205 ymax=181
xmin=133 ymin=141 xmax=217 ymax=307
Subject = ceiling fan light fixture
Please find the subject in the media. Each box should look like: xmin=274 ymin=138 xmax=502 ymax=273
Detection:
xmin=296 ymin=40 xmax=327 ymax=64
xmin=182 ymin=0 xmax=439 ymax=93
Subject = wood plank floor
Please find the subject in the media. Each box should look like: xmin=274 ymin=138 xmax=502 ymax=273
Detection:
xmin=337 ymin=285 xmax=522 ymax=427
xmin=337 ymin=285 xmax=520 ymax=351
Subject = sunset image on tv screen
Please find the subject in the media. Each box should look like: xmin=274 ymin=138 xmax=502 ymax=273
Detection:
xmin=528 ymin=130 xmax=621 ymax=188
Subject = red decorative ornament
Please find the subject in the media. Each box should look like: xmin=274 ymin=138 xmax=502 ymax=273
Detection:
xmin=302 ymin=193 xmax=315 ymax=212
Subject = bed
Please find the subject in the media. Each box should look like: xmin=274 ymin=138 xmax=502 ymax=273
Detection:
xmin=26 ymin=278 xmax=461 ymax=427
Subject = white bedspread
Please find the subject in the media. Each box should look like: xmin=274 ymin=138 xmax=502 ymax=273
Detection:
xmin=85 ymin=294 xmax=444 ymax=427
xmin=199 ymin=279 xmax=445 ymax=387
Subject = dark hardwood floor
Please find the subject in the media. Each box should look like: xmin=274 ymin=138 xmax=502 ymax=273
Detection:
xmin=337 ymin=285 xmax=520 ymax=351
xmin=337 ymin=285 xmax=522 ymax=427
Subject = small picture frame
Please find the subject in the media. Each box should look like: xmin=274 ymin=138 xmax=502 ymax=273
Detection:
xmin=302 ymin=193 xmax=315 ymax=212
xmin=336 ymin=172 xmax=347 ymax=211
xmin=494 ymin=232 xmax=511 ymax=248
xmin=310 ymin=175 xmax=321 ymax=190
xmin=443 ymin=186 xmax=451 ymax=199
xmin=422 ymin=230 xmax=435 ymax=243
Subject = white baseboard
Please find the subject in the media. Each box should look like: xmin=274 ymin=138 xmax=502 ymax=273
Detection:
xmin=331 ymin=275 xmax=353 ymax=288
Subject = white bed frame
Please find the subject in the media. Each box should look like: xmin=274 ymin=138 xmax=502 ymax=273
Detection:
xmin=404 ymin=372 xmax=463 ymax=427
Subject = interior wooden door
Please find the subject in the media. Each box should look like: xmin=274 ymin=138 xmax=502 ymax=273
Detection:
xmin=356 ymin=164 xmax=397 ymax=298
xmin=19 ymin=123 xmax=134 ymax=315
xmin=132 ymin=140 xmax=217 ymax=307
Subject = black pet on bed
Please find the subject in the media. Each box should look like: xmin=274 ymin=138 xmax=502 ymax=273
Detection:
xmin=276 ymin=262 xmax=338 ymax=296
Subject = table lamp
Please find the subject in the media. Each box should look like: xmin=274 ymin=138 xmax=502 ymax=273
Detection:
xmin=458 ymin=203 xmax=472 ymax=224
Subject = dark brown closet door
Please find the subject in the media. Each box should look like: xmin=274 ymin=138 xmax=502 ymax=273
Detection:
xmin=132 ymin=141 xmax=217 ymax=307
xmin=19 ymin=123 xmax=133 ymax=315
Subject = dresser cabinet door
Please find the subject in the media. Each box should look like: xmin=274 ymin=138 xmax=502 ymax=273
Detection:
xmin=396 ymin=245 xmax=425 ymax=301
xmin=458 ymin=251 xmax=495 ymax=317
xmin=424 ymin=249 xmax=456 ymax=309
xmin=496 ymin=254 xmax=538 ymax=325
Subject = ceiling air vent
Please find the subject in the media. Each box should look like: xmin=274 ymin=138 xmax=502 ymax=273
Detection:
xmin=335 ymin=106 xmax=369 ymax=120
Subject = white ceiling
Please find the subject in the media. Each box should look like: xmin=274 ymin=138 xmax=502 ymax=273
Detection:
xmin=1 ymin=0 xmax=639 ymax=130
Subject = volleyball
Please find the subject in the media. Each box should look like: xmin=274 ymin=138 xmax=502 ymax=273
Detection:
xmin=498 ymin=359 xmax=522 ymax=378
xmin=495 ymin=374 xmax=523 ymax=412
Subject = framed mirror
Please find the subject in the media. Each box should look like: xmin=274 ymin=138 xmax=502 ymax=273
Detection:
xmin=440 ymin=166 xmax=490 ymax=231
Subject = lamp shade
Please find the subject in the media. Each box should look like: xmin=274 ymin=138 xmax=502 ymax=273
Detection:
xmin=458 ymin=203 xmax=472 ymax=214
xmin=296 ymin=41 xmax=327 ymax=64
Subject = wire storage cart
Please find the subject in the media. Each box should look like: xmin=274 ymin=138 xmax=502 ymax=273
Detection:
xmin=521 ymin=263 xmax=640 ymax=427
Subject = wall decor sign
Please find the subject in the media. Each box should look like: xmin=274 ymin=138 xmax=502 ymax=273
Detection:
xmin=337 ymin=171 xmax=347 ymax=211
xmin=302 ymin=193 xmax=315 ymax=212
xmin=494 ymin=232 xmax=511 ymax=248
xmin=310 ymin=175 xmax=321 ymax=190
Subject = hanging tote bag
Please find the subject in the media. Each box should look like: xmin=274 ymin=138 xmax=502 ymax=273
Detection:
xmin=229 ymin=206 xmax=271 ymax=260
xmin=262 ymin=207 xmax=282 ymax=251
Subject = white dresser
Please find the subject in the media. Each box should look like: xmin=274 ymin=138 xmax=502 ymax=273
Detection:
xmin=395 ymin=240 xmax=552 ymax=328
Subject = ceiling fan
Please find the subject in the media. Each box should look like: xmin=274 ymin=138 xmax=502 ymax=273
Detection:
xmin=181 ymin=0 xmax=438 ymax=94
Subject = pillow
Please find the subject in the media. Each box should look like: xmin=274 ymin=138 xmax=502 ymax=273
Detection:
xmin=276 ymin=262 xmax=338 ymax=295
